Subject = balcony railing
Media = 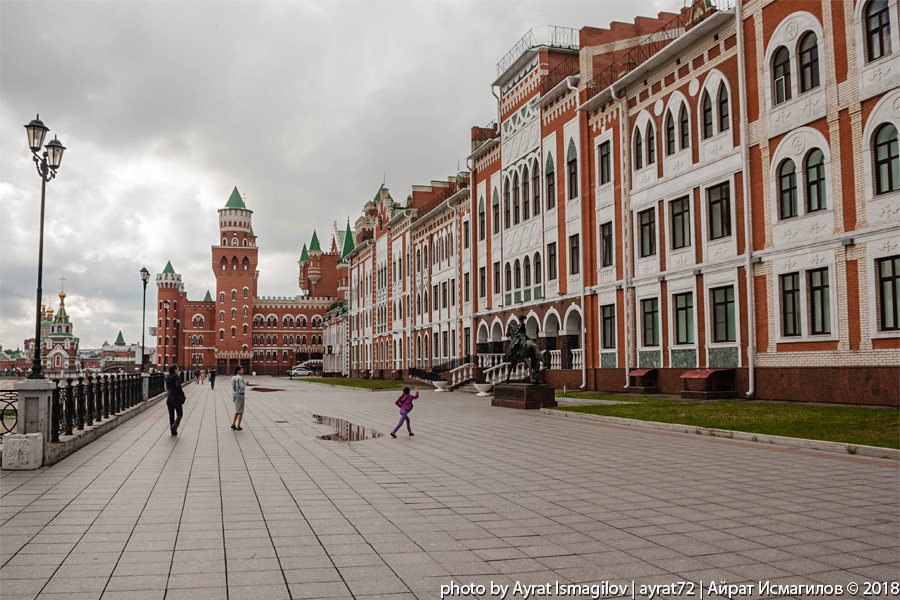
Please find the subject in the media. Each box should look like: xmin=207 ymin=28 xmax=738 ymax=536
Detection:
xmin=497 ymin=26 xmax=579 ymax=80
xmin=584 ymin=0 xmax=723 ymax=102
xmin=540 ymin=53 xmax=580 ymax=97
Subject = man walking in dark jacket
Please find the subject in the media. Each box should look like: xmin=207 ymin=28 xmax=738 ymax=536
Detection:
xmin=166 ymin=365 xmax=185 ymax=436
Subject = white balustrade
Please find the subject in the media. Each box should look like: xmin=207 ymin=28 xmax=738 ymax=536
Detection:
xmin=484 ymin=362 xmax=509 ymax=385
xmin=448 ymin=363 xmax=475 ymax=387
xmin=549 ymin=350 xmax=562 ymax=370
xmin=571 ymin=348 xmax=583 ymax=370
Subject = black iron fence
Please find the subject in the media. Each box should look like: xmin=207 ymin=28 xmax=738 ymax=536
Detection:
xmin=48 ymin=373 xmax=154 ymax=443
xmin=1 ymin=391 xmax=17 ymax=436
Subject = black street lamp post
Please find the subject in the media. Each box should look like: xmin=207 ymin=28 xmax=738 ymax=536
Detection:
xmin=163 ymin=300 xmax=169 ymax=369
xmin=140 ymin=267 xmax=150 ymax=372
xmin=24 ymin=115 xmax=66 ymax=380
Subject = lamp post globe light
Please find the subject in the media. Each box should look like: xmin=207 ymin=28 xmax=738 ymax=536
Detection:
xmin=140 ymin=267 xmax=150 ymax=372
xmin=163 ymin=300 xmax=170 ymax=369
xmin=24 ymin=115 xmax=66 ymax=379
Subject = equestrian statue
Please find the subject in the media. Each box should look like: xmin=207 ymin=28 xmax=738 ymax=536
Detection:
xmin=504 ymin=315 xmax=550 ymax=384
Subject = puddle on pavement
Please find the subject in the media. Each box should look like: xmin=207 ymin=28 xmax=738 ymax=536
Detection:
xmin=313 ymin=414 xmax=381 ymax=441
xmin=250 ymin=387 xmax=283 ymax=392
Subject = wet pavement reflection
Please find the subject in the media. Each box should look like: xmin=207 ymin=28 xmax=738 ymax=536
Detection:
xmin=313 ymin=414 xmax=382 ymax=441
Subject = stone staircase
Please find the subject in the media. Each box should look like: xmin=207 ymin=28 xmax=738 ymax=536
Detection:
xmin=452 ymin=381 xmax=480 ymax=395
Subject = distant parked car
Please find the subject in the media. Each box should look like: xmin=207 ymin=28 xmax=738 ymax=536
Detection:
xmin=288 ymin=367 xmax=313 ymax=377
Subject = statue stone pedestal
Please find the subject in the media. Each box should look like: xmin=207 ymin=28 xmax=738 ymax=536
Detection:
xmin=492 ymin=384 xmax=557 ymax=409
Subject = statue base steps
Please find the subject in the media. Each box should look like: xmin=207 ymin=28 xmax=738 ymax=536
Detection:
xmin=492 ymin=384 xmax=557 ymax=410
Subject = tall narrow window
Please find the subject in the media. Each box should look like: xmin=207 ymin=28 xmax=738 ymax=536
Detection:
xmin=634 ymin=128 xmax=644 ymax=169
xmin=513 ymin=172 xmax=521 ymax=225
xmin=567 ymin=154 xmax=578 ymax=199
xmin=639 ymin=209 xmax=656 ymax=257
xmin=547 ymin=243 xmax=558 ymax=280
xmin=646 ymin=124 xmax=656 ymax=165
xmin=773 ymin=47 xmax=792 ymax=105
xmin=479 ymin=201 xmax=486 ymax=241
xmin=717 ymin=84 xmax=729 ymax=132
xmin=601 ymin=304 xmax=616 ymax=349
xmin=514 ymin=260 xmax=521 ymax=289
xmin=641 ymin=298 xmax=659 ymax=346
xmin=522 ymin=166 xmax=531 ymax=219
xmin=874 ymin=123 xmax=899 ymax=194
xmin=808 ymin=268 xmax=831 ymax=335
xmin=494 ymin=262 xmax=501 ymax=293
xmin=546 ymin=160 xmax=556 ymax=210
xmin=670 ymin=196 xmax=691 ymax=250
xmin=601 ymin=222 xmax=614 ymax=267
xmin=679 ymin=104 xmax=690 ymax=149
xmin=463 ymin=221 xmax=470 ymax=249
xmin=805 ymin=149 xmax=826 ymax=212
xmin=523 ymin=256 xmax=531 ymax=286
xmin=708 ymin=182 xmax=732 ymax=240
xmin=712 ymin=286 xmax=735 ymax=343
xmin=569 ymin=234 xmax=580 ymax=275
xmin=493 ymin=196 xmax=501 ymax=234
xmin=504 ymin=179 xmax=511 ymax=228
xmin=781 ymin=273 xmax=801 ymax=336
xmin=799 ymin=33 xmax=820 ymax=92
xmin=505 ymin=264 xmax=512 ymax=291
xmin=599 ymin=141 xmax=611 ymax=185
xmin=665 ymin=112 xmax=676 ymax=156
xmin=534 ymin=252 xmax=542 ymax=284
xmin=479 ymin=267 xmax=486 ymax=298
xmin=779 ymin=159 xmax=798 ymax=219
xmin=674 ymin=292 xmax=694 ymax=344
xmin=878 ymin=256 xmax=900 ymax=331
xmin=866 ymin=0 xmax=893 ymax=62
xmin=532 ymin=161 xmax=541 ymax=215
xmin=702 ymin=92 xmax=714 ymax=138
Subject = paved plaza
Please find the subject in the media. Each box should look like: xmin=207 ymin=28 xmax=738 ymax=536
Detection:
xmin=1 ymin=378 xmax=898 ymax=600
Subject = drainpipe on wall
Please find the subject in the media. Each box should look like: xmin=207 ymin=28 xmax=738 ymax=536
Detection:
xmin=610 ymin=84 xmax=633 ymax=389
xmin=568 ymin=76 xmax=588 ymax=390
xmin=491 ymin=86 xmax=502 ymax=132
xmin=735 ymin=0 xmax=756 ymax=398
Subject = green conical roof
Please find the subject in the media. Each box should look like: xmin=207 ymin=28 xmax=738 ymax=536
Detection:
xmin=300 ymin=243 xmax=309 ymax=262
xmin=225 ymin=186 xmax=246 ymax=209
xmin=339 ymin=221 xmax=356 ymax=262
xmin=203 ymin=290 xmax=212 ymax=302
xmin=115 ymin=331 xmax=125 ymax=345
xmin=250 ymin=226 xmax=255 ymax=236
xmin=373 ymin=184 xmax=384 ymax=204
xmin=309 ymin=231 xmax=321 ymax=252
xmin=163 ymin=261 xmax=175 ymax=274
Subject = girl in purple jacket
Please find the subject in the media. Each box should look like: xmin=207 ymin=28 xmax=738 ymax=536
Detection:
xmin=390 ymin=387 xmax=418 ymax=438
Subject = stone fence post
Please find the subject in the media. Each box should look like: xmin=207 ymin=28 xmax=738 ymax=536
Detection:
xmin=3 ymin=380 xmax=54 ymax=469
xmin=141 ymin=373 xmax=150 ymax=401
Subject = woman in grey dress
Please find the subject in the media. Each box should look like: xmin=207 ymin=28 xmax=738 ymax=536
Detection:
xmin=231 ymin=366 xmax=245 ymax=430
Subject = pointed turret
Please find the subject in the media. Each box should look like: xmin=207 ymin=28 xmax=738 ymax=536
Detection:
xmin=115 ymin=331 xmax=125 ymax=345
xmin=339 ymin=220 xmax=356 ymax=263
xmin=299 ymin=243 xmax=309 ymax=263
xmin=224 ymin=186 xmax=246 ymax=209
xmin=163 ymin=261 xmax=175 ymax=274
xmin=203 ymin=290 xmax=212 ymax=302
xmin=309 ymin=231 xmax=321 ymax=253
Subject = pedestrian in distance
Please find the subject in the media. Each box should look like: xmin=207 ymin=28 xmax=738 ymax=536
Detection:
xmin=166 ymin=365 xmax=186 ymax=436
xmin=231 ymin=366 xmax=245 ymax=430
xmin=390 ymin=386 xmax=418 ymax=438
xmin=199 ymin=368 xmax=206 ymax=385
xmin=209 ymin=369 xmax=216 ymax=389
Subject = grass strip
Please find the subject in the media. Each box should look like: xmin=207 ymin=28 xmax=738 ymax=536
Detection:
xmin=303 ymin=377 xmax=407 ymax=390
xmin=556 ymin=392 xmax=899 ymax=449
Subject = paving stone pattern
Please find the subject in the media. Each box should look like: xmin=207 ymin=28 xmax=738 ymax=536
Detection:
xmin=1 ymin=378 xmax=898 ymax=600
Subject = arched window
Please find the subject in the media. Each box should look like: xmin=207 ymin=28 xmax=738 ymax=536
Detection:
xmin=646 ymin=123 xmax=656 ymax=165
xmin=191 ymin=335 xmax=197 ymax=345
xmin=513 ymin=172 xmax=520 ymax=225
xmin=567 ymin=145 xmax=578 ymax=199
xmin=665 ymin=111 xmax=676 ymax=155
xmin=253 ymin=335 xmax=258 ymax=345
xmin=302 ymin=335 xmax=307 ymax=344
xmin=219 ymin=330 xmax=224 ymax=341
xmin=243 ymin=324 xmax=247 ymax=335
xmin=243 ymin=307 xmax=248 ymax=317
xmin=505 ymin=263 xmax=512 ymax=291
xmin=773 ymin=47 xmax=791 ymax=105
xmin=779 ymin=159 xmax=798 ymax=219
xmin=222 ymin=238 xmax=227 ymax=246
xmin=514 ymin=260 xmax=521 ymax=289
xmin=875 ymin=123 xmax=899 ymax=194
xmin=289 ymin=335 xmax=294 ymax=345
xmin=546 ymin=157 xmax=556 ymax=210
xmin=702 ymin=92 xmax=714 ymax=138
xmin=805 ymin=149 xmax=826 ymax=212
xmin=799 ymin=33 xmax=820 ymax=92
xmin=679 ymin=104 xmax=690 ymax=149
xmin=231 ymin=308 xmax=236 ymax=320
xmin=242 ymin=239 xmax=248 ymax=247
xmin=717 ymin=84 xmax=729 ymax=132
xmin=231 ymin=257 xmax=238 ymax=271
xmin=231 ymin=238 xmax=238 ymax=246
xmin=199 ymin=335 xmax=203 ymax=345
xmin=866 ymin=0 xmax=893 ymax=62
xmin=524 ymin=256 xmax=532 ymax=286
xmin=283 ymin=335 xmax=288 ymax=345
xmin=478 ymin=199 xmax=486 ymax=241
xmin=220 ymin=292 xmax=225 ymax=303
xmin=504 ymin=178 xmax=511 ymax=228
xmin=534 ymin=252 xmax=542 ymax=284
xmin=522 ymin=165 xmax=530 ymax=220
xmin=219 ymin=311 xmax=225 ymax=323
xmin=634 ymin=127 xmax=643 ymax=169
xmin=242 ymin=257 xmax=249 ymax=271
xmin=243 ymin=287 xmax=248 ymax=298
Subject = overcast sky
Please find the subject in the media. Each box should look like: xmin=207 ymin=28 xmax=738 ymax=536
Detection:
xmin=1 ymin=0 xmax=672 ymax=350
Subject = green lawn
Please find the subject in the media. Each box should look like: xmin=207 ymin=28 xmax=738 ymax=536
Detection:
xmin=302 ymin=377 xmax=408 ymax=390
xmin=555 ymin=392 xmax=900 ymax=449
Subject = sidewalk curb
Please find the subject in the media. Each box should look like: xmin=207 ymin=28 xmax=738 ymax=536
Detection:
xmin=278 ymin=378 xmax=406 ymax=393
xmin=540 ymin=408 xmax=900 ymax=461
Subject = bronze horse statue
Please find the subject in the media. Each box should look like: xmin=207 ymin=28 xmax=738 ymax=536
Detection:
xmin=504 ymin=318 xmax=550 ymax=384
